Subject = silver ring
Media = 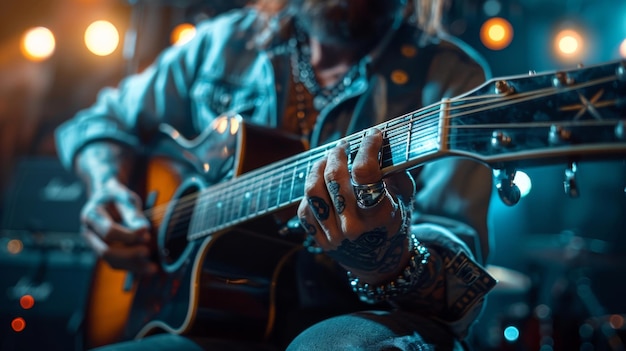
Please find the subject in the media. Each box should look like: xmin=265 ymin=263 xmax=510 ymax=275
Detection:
xmin=352 ymin=179 xmax=387 ymax=209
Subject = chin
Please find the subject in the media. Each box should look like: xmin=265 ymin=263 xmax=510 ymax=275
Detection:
xmin=293 ymin=0 xmax=403 ymax=45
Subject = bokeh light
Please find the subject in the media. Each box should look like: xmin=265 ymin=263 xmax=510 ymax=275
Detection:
xmin=11 ymin=317 xmax=26 ymax=332
xmin=6 ymin=239 xmax=24 ymax=254
xmin=503 ymin=325 xmax=520 ymax=342
xmin=20 ymin=295 xmax=35 ymax=310
xmin=20 ymin=27 xmax=56 ymax=62
xmin=170 ymin=23 xmax=196 ymax=46
xmin=610 ymin=314 xmax=625 ymax=329
xmin=480 ymin=17 xmax=514 ymax=50
xmin=555 ymin=29 xmax=583 ymax=58
xmin=483 ymin=0 xmax=502 ymax=17
xmin=515 ymin=171 xmax=532 ymax=198
xmin=84 ymin=20 xmax=119 ymax=56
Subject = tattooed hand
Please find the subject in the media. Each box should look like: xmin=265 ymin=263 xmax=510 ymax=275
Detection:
xmin=76 ymin=142 xmax=157 ymax=275
xmin=297 ymin=128 xmax=415 ymax=286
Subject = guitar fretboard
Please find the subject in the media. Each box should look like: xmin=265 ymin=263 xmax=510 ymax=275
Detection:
xmin=184 ymin=59 xmax=626 ymax=241
xmin=188 ymin=107 xmax=443 ymax=240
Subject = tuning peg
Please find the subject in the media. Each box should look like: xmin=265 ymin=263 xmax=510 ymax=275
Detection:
xmin=493 ymin=167 xmax=521 ymax=206
xmin=563 ymin=162 xmax=579 ymax=198
xmin=552 ymin=71 xmax=574 ymax=87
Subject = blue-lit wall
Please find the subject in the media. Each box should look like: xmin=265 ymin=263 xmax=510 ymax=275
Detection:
xmin=458 ymin=1 xmax=626 ymax=349
xmin=454 ymin=0 xmax=626 ymax=76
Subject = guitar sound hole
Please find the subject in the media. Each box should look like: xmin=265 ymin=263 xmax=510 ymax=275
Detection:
xmin=161 ymin=186 xmax=198 ymax=266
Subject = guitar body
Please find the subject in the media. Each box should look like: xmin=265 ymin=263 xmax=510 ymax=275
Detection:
xmin=84 ymin=260 xmax=135 ymax=347
xmin=83 ymin=60 xmax=626 ymax=348
xmin=84 ymin=115 xmax=308 ymax=348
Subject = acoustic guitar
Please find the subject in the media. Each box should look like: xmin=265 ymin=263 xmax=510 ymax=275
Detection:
xmin=83 ymin=60 xmax=626 ymax=348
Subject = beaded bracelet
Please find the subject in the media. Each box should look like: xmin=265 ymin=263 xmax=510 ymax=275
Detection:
xmin=347 ymin=204 xmax=430 ymax=303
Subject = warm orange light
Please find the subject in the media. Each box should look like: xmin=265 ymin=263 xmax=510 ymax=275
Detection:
xmin=215 ymin=116 xmax=228 ymax=134
xmin=610 ymin=314 xmax=624 ymax=329
xmin=7 ymin=239 xmax=23 ymax=254
xmin=11 ymin=317 xmax=26 ymax=332
xmin=620 ymin=39 xmax=626 ymax=58
xmin=20 ymin=27 xmax=56 ymax=62
xmin=84 ymin=20 xmax=119 ymax=56
xmin=170 ymin=23 xmax=196 ymax=46
xmin=20 ymin=295 xmax=35 ymax=310
xmin=230 ymin=118 xmax=240 ymax=135
xmin=480 ymin=17 xmax=514 ymax=50
xmin=555 ymin=29 xmax=583 ymax=57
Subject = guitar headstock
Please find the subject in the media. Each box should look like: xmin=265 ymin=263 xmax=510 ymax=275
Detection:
xmin=444 ymin=60 xmax=626 ymax=205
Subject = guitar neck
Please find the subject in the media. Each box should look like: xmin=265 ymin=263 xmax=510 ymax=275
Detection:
xmin=188 ymin=107 xmax=444 ymax=241
xmin=187 ymin=59 xmax=626 ymax=241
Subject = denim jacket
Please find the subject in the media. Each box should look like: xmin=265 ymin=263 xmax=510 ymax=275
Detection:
xmin=55 ymin=7 xmax=496 ymax=340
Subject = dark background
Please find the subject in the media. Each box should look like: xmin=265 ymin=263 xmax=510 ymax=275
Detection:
xmin=0 ymin=0 xmax=624 ymax=350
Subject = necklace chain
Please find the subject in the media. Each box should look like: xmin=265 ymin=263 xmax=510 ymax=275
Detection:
xmin=290 ymin=21 xmax=358 ymax=119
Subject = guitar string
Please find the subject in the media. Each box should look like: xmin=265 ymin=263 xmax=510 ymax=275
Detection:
xmin=150 ymin=68 xmax=622 ymax=222
xmin=190 ymin=71 xmax=619 ymax=210
xmin=144 ymin=77 xmax=616 ymax=241
xmin=186 ymin=112 xmax=444 ymax=238
xmin=141 ymin=105 xmax=438 ymax=219
xmin=143 ymin=113 xmax=441 ymax=241
xmin=143 ymin=84 xmax=620 ymax=241
xmin=141 ymin=75 xmax=621 ymax=241
xmin=144 ymin=111 xmax=440 ymax=227
xmin=142 ymin=80 xmax=562 ymax=220
xmin=145 ymin=93 xmax=484 ymax=225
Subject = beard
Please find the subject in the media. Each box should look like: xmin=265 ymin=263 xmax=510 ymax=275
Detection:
xmin=291 ymin=0 xmax=405 ymax=47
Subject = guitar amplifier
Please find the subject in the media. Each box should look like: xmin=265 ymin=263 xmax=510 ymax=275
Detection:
xmin=0 ymin=157 xmax=95 ymax=350
xmin=1 ymin=156 xmax=86 ymax=234
xmin=0 ymin=237 xmax=96 ymax=351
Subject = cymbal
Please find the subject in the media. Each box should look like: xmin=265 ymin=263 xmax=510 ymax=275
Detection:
xmin=523 ymin=232 xmax=626 ymax=268
xmin=487 ymin=264 xmax=531 ymax=294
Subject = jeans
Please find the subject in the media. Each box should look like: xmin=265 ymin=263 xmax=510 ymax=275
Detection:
xmin=91 ymin=310 xmax=465 ymax=351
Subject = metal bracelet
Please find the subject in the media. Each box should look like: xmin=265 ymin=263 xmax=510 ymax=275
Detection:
xmin=347 ymin=204 xmax=431 ymax=303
